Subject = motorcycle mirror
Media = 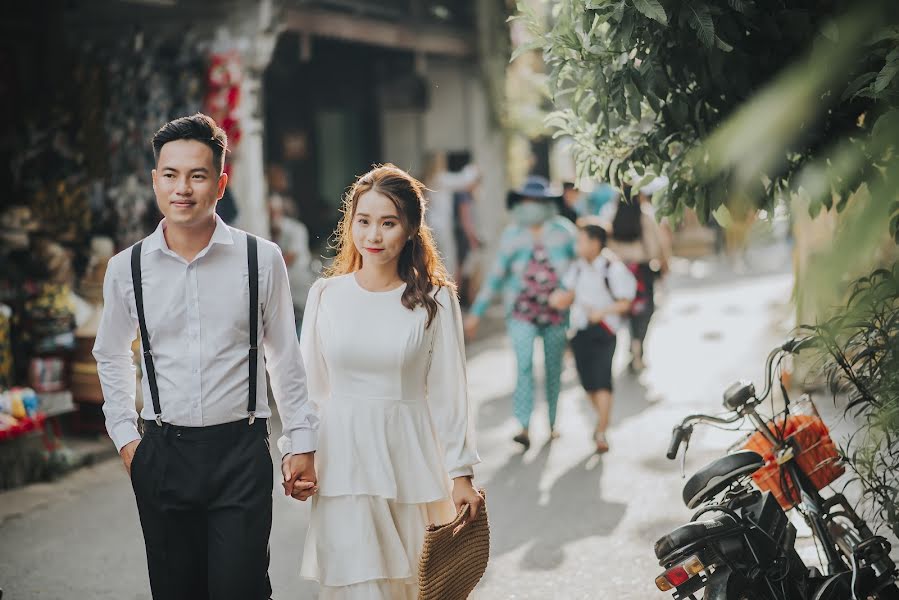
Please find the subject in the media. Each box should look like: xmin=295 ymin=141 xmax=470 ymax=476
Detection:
xmin=723 ymin=380 xmax=755 ymax=411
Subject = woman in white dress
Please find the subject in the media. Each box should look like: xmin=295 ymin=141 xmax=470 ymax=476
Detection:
xmin=278 ymin=164 xmax=483 ymax=599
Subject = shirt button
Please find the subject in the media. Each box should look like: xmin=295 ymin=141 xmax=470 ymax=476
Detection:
xmin=193 ymin=368 xmax=199 ymax=374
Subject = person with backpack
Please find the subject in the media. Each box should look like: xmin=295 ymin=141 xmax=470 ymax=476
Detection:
xmin=550 ymin=224 xmax=636 ymax=453
xmin=599 ymin=181 xmax=670 ymax=372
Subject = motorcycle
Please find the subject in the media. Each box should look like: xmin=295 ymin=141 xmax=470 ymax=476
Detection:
xmin=654 ymin=339 xmax=899 ymax=599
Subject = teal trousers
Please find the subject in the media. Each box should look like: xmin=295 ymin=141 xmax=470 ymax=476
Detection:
xmin=506 ymin=318 xmax=568 ymax=429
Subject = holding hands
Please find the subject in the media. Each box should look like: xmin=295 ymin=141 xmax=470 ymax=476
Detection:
xmin=282 ymin=452 xmax=318 ymax=501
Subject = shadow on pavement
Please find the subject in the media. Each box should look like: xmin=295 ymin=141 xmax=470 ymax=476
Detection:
xmin=479 ymin=443 xmax=627 ymax=581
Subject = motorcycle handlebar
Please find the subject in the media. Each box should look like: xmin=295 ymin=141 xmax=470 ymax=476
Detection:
xmin=667 ymin=425 xmax=690 ymax=460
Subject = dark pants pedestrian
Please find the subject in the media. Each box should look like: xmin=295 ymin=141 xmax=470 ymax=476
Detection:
xmin=130 ymin=418 xmax=274 ymax=600
xmin=570 ymin=323 xmax=618 ymax=392
xmin=628 ymin=263 xmax=656 ymax=344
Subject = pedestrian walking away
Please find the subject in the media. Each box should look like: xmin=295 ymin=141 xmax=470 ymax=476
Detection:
xmin=550 ymin=224 xmax=637 ymax=453
xmin=278 ymin=164 xmax=483 ymax=600
xmin=92 ymin=114 xmax=318 ymax=600
xmin=268 ymin=167 xmax=316 ymax=334
xmin=598 ymin=177 xmax=670 ymax=372
xmin=464 ymin=176 xmax=577 ymax=450
xmin=422 ymin=151 xmax=480 ymax=282
xmin=558 ymin=181 xmax=581 ymax=224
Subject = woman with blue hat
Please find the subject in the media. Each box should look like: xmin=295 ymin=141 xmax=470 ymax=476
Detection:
xmin=464 ymin=176 xmax=577 ymax=449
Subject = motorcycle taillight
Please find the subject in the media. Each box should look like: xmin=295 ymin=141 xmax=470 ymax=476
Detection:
xmin=655 ymin=555 xmax=705 ymax=591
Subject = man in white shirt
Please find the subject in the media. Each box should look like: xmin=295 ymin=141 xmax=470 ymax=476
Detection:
xmin=93 ymin=114 xmax=317 ymax=600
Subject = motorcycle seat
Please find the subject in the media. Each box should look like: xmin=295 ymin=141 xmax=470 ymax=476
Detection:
xmin=682 ymin=451 xmax=765 ymax=509
xmin=654 ymin=514 xmax=740 ymax=560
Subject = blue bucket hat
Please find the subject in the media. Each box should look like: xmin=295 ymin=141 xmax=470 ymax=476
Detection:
xmin=507 ymin=176 xmax=563 ymax=209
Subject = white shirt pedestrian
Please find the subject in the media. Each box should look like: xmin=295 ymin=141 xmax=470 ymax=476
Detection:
xmin=562 ymin=250 xmax=637 ymax=333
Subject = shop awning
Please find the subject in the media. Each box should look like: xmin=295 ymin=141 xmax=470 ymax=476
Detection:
xmin=285 ymin=6 xmax=475 ymax=58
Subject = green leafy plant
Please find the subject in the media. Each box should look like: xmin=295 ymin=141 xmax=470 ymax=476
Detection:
xmin=796 ymin=266 xmax=899 ymax=536
xmin=519 ymin=0 xmax=899 ymax=232
xmin=519 ymin=0 xmax=899 ymax=533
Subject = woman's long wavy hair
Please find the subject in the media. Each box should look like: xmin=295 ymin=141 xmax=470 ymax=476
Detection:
xmin=326 ymin=164 xmax=454 ymax=327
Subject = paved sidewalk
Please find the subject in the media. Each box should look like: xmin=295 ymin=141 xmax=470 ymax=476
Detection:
xmin=0 ymin=243 xmax=807 ymax=599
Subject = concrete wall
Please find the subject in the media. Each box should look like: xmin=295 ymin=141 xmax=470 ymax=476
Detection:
xmin=379 ymin=57 xmax=506 ymax=250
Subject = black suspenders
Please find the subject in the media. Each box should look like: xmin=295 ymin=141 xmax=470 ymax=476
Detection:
xmin=246 ymin=235 xmax=259 ymax=424
xmin=130 ymin=234 xmax=260 ymax=427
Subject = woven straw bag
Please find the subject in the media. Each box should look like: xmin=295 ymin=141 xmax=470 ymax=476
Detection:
xmin=418 ymin=491 xmax=489 ymax=600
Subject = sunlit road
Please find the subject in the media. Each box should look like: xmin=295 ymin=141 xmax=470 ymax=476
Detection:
xmin=0 ymin=243 xmax=796 ymax=599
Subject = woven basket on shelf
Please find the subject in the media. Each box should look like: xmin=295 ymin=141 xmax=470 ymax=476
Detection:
xmin=418 ymin=490 xmax=489 ymax=600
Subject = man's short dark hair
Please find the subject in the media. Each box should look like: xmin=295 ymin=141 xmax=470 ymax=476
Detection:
xmin=580 ymin=223 xmax=608 ymax=246
xmin=152 ymin=113 xmax=228 ymax=175
xmin=562 ymin=181 xmax=576 ymax=192
xmin=447 ymin=150 xmax=472 ymax=173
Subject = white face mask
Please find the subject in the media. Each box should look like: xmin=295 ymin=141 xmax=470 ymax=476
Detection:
xmin=512 ymin=202 xmax=553 ymax=226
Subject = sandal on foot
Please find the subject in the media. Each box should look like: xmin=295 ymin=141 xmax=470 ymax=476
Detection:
xmin=594 ymin=430 xmax=610 ymax=454
xmin=549 ymin=428 xmax=561 ymax=441
xmin=513 ymin=431 xmax=531 ymax=450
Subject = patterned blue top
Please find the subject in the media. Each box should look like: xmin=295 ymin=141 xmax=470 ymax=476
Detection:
xmin=470 ymin=216 xmax=577 ymax=319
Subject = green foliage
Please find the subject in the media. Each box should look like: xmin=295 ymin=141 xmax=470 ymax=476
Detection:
xmin=524 ymin=0 xmax=899 ymax=226
xmin=522 ymin=0 xmax=899 ymax=535
xmin=797 ymin=267 xmax=899 ymax=537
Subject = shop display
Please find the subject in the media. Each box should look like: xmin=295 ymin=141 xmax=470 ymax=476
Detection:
xmin=0 ymin=304 xmax=12 ymax=387
xmin=28 ymin=357 xmax=66 ymax=393
xmin=0 ymin=21 xmax=246 ymax=490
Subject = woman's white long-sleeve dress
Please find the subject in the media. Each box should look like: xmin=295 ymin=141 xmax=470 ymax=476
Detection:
xmin=278 ymin=273 xmax=480 ymax=599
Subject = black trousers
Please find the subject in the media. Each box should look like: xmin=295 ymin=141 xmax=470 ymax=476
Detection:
xmin=130 ymin=418 xmax=274 ymax=600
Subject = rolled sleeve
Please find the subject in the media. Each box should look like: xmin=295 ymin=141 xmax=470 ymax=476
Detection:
xmin=470 ymin=227 xmax=514 ymax=317
xmin=110 ymin=422 xmax=141 ymax=453
xmin=92 ymin=253 xmax=140 ymax=453
xmin=261 ymin=241 xmax=319 ymax=455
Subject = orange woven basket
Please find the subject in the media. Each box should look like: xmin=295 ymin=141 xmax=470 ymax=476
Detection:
xmin=744 ymin=414 xmax=844 ymax=509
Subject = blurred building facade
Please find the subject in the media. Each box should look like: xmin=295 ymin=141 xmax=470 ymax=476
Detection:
xmin=263 ymin=0 xmax=506 ymax=249
xmin=0 ymin=0 xmax=506 ymax=485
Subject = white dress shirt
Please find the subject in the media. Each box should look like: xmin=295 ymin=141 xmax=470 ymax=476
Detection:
xmin=93 ymin=216 xmax=319 ymax=453
xmin=562 ymin=251 xmax=638 ymax=333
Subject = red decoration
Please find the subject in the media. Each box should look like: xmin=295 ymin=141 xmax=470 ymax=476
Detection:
xmin=204 ymin=51 xmax=243 ymax=175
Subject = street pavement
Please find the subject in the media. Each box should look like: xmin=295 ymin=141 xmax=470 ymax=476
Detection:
xmin=0 ymin=241 xmax=802 ymax=599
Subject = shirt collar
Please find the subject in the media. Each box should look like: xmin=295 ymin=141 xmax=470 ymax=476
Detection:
xmin=142 ymin=214 xmax=234 ymax=256
xmin=588 ymin=249 xmax=616 ymax=269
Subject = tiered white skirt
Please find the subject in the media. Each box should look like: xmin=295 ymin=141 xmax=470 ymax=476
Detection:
xmin=302 ymin=397 xmax=458 ymax=599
